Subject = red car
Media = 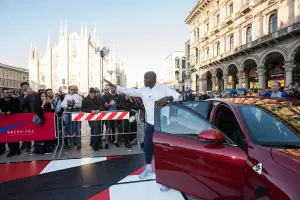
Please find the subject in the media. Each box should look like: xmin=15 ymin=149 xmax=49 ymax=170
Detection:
xmin=153 ymin=98 xmax=300 ymax=200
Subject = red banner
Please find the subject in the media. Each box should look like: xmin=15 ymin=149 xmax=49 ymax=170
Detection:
xmin=0 ymin=113 xmax=56 ymax=142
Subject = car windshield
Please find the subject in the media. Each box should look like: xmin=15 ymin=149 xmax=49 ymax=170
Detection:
xmin=239 ymin=105 xmax=300 ymax=146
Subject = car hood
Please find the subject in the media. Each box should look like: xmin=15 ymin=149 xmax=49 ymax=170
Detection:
xmin=271 ymin=148 xmax=300 ymax=175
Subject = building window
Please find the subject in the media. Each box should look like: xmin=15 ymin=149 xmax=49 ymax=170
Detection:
xmin=217 ymin=0 xmax=219 ymax=6
xmin=182 ymin=70 xmax=186 ymax=80
xmin=269 ymin=13 xmax=278 ymax=34
xmin=175 ymin=57 xmax=180 ymax=68
xmin=246 ymin=25 xmax=252 ymax=43
xmin=206 ymin=48 xmax=209 ymax=59
xmin=206 ymin=23 xmax=209 ymax=33
xmin=207 ymin=10 xmax=209 ymax=16
xmin=217 ymin=14 xmax=220 ymax=24
xmin=175 ymin=71 xmax=179 ymax=80
xmin=216 ymin=42 xmax=220 ymax=56
xmin=62 ymin=79 xmax=65 ymax=85
xmin=229 ymin=3 xmax=233 ymax=14
xmin=117 ymin=76 xmax=121 ymax=85
xmin=194 ymin=30 xmax=197 ymax=42
xmin=41 ymin=75 xmax=45 ymax=83
xmin=195 ymin=48 xmax=199 ymax=64
xmin=230 ymin=35 xmax=234 ymax=50
xmin=197 ymin=27 xmax=200 ymax=39
xmin=182 ymin=57 xmax=186 ymax=68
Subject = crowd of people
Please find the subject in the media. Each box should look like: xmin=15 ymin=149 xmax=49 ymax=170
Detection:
xmin=0 ymin=82 xmax=145 ymax=158
xmin=1 ymin=80 xmax=299 ymax=158
xmin=182 ymin=81 xmax=300 ymax=101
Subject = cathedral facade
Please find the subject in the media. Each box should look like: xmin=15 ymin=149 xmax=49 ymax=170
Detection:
xmin=29 ymin=21 xmax=117 ymax=95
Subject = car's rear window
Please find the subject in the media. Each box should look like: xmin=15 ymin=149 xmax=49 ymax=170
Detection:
xmin=239 ymin=105 xmax=300 ymax=145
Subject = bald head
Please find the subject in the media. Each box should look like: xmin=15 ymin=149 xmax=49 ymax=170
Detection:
xmin=144 ymin=71 xmax=157 ymax=88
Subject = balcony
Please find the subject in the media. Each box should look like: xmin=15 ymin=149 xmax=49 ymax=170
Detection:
xmin=199 ymin=21 xmax=300 ymax=69
xmin=224 ymin=13 xmax=235 ymax=25
xmin=211 ymin=24 xmax=221 ymax=34
xmin=211 ymin=56 xmax=221 ymax=63
xmin=240 ymin=0 xmax=254 ymax=15
xmin=201 ymin=60 xmax=208 ymax=66
xmin=203 ymin=32 xmax=209 ymax=40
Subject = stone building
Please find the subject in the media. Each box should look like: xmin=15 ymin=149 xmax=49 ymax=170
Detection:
xmin=0 ymin=63 xmax=29 ymax=96
xmin=184 ymin=40 xmax=192 ymax=89
xmin=164 ymin=51 xmax=187 ymax=91
xmin=115 ymin=61 xmax=127 ymax=88
xmin=28 ymin=21 xmax=117 ymax=95
xmin=185 ymin=0 xmax=300 ymax=91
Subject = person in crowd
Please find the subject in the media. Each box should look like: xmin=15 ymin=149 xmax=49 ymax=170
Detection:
xmin=45 ymin=88 xmax=64 ymax=147
xmin=81 ymin=88 xmax=103 ymax=151
xmin=103 ymin=85 xmax=123 ymax=147
xmin=240 ymin=90 xmax=247 ymax=97
xmin=30 ymin=91 xmax=54 ymax=155
xmin=283 ymin=87 xmax=295 ymax=98
xmin=257 ymin=88 xmax=264 ymax=97
xmin=120 ymin=94 xmax=139 ymax=148
xmin=18 ymin=82 xmax=34 ymax=153
xmin=222 ymin=91 xmax=230 ymax=98
xmin=104 ymin=71 xmax=182 ymax=192
xmin=295 ymin=85 xmax=300 ymax=100
xmin=61 ymin=85 xmax=83 ymax=149
xmin=0 ymin=88 xmax=21 ymax=157
xmin=263 ymin=81 xmax=288 ymax=98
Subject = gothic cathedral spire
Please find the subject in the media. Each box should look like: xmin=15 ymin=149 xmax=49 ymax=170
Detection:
xmin=85 ymin=22 xmax=88 ymax=38
xmin=60 ymin=20 xmax=64 ymax=39
xmin=47 ymin=32 xmax=51 ymax=51
xmin=81 ymin=22 xmax=84 ymax=38
xmin=93 ymin=24 xmax=97 ymax=42
xmin=64 ymin=20 xmax=68 ymax=38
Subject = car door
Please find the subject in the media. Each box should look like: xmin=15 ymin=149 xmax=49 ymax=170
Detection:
xmin=153 ymin=103 xmax=248 ymax=200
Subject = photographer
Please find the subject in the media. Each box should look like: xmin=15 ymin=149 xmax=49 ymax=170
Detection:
xmin=0 ymin=88 xmax=21 ymax=157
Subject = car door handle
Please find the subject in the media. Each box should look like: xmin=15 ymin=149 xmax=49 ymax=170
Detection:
xmin=156 ymin=144 xmax=174 ymax=152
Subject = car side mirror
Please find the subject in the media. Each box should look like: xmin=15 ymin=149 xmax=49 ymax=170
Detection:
xmin=198 ymin=128 xmax=225 ymax=144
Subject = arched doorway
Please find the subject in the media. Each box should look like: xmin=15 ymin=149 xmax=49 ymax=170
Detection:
xmin=243 ymin=59 xmax=258 ymax=89
xmin=263 ymin=52 xmax=285 ymax=88
xmin=205 ymin=71 xmax=212 ymax=91
xmin=175 ymin=70 xmax=179 ymax=90
xmin=214 ymin=68 xmax=224 ymax=92
xmin=196 ymin=74 xmax=199 ymax=91
xmin=292 ymin=47 xmax=300 ymax=84
xmin=226 ymin=64 xmax=238 ymax=89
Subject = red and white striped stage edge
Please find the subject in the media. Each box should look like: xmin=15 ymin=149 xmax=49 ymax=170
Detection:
xmin=71 ymin=112 xmax=129 ymax=121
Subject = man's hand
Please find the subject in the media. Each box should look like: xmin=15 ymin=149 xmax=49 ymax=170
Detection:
xmin=0 ymin=109 xmax=5 ymax=115
xmin=104 ymin=79 xmax=116 ymax=88
xmin=156 ymin=97 xmax=169 ymax=108
xmin=6 ymin=111 xmax=11 ymax=115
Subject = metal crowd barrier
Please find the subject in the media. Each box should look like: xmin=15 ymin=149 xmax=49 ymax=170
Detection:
xmin=52 ymin=113 xmax=63 ymax=159
xmin=54 ymin=110 xmax=142 ymax=158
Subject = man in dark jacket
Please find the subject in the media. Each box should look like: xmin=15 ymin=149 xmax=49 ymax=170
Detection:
xmin=18 ymin=82 xmax=34 ymax=152
xmin=81 ymin=88 xmax=103 ymax=151
xmin=0 ymin=88 xmax=21 ymax=157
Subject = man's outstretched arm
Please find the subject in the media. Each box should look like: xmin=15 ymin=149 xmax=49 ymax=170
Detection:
xmin=104 ymin=79 xmax=142 ymax=97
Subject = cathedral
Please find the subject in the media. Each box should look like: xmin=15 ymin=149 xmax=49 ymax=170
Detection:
xmin=28 ymin=21 xmax=121 ymax=95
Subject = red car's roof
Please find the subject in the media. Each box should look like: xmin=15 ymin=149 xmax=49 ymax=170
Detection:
xmin=209 ymin=97 xmax=300 ymax=135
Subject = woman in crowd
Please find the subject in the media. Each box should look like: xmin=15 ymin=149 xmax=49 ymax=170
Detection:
xmin=31 ymin=91 xmax=55 ymax=154
xmin=121 ymin=95 xmax=139 ymax=148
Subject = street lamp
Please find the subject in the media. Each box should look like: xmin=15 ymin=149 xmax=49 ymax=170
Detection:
xmin=95 ymin=46 xmax=110 ymax=91
xmin=107 ymin=69 xmax=115 ymax=83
